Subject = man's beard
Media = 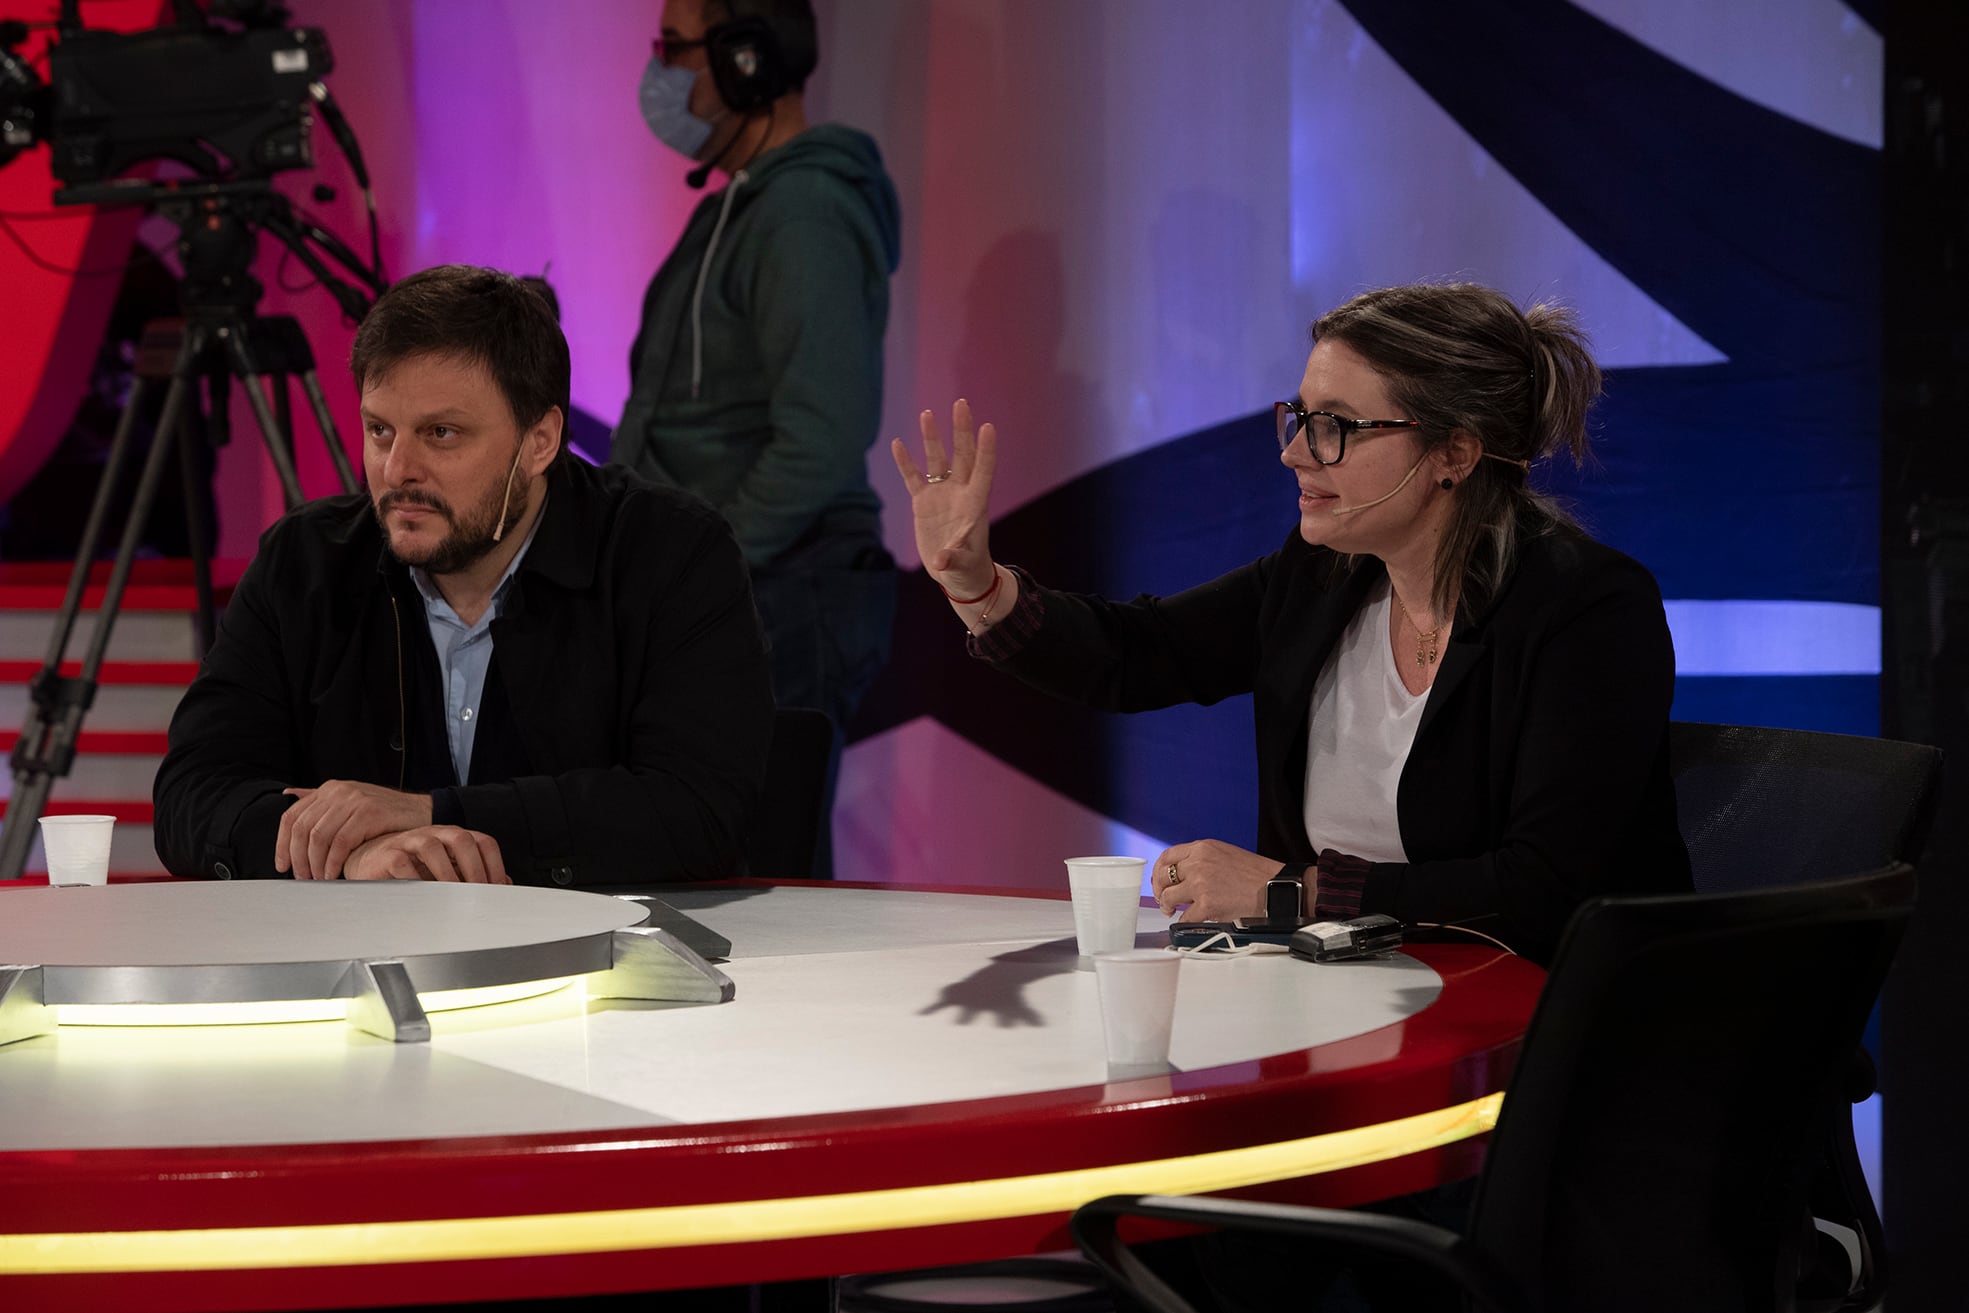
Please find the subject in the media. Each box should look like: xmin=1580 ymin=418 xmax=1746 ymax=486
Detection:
xmin=373 ymin=472 xmax=528 ymax=575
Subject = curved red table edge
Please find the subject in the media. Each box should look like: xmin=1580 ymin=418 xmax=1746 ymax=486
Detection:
xmin=0 ymin=878 xmax=1545 ymax=1310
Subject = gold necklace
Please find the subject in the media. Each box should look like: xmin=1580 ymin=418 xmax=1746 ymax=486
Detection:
xmin=1395 ymin=596 xmax=1446 ymax=666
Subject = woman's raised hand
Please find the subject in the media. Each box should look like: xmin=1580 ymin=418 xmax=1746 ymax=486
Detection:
xmin=891 ymin=399 xmax=997 ymax=597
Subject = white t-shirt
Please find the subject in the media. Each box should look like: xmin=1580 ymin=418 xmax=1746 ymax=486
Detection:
xmin=1302 ymin=579 xmax=1426 ymax=864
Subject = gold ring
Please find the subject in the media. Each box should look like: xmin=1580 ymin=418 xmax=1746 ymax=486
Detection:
xmin=1165 ymin=862 xmax=1181 ymax=886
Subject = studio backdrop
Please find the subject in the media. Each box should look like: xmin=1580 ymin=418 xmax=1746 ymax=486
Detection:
xmin=2 ymin=0 xmax=1881 ymax=888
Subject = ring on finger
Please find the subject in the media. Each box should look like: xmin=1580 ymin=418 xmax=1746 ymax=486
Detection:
xmin=1165 ymin=862 xmax=1182 ymax=887
xmin=923 ymin=471 xmax=952 ymax=484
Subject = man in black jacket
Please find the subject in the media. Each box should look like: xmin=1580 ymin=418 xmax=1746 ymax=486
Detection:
xmin=153 ymin=265 xmax=773 ymax=887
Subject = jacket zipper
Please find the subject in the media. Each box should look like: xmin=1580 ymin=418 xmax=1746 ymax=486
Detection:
xmin=388 ymin=592 xmax=407 ymax=790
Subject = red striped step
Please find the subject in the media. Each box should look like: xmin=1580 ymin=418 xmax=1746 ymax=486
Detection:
xmin=0 ymin=559 xmax=244 ymax=612
xmin=0 ymin=729 xmax=170 ymax=755
xmin=0 ymin=800 xmax=155 ymax=823
xmin=0 ymin=660 xmax=202 ymax=684
xmin=0 ymin=584 xmax=225 ymax=611
xmin=0 ymin=560 xmax=246 ymax=587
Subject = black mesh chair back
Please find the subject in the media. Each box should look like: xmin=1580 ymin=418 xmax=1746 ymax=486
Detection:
xmin=1667 ymin=723 xmax=1940 ymax=1310
xmin=745 ymin=707 xmax=837 ymax=880
xmin=1670 ymin=722 xmax=1943 ymax=893
xmin=1468 ymin=863 xmax=1915 ymax=1313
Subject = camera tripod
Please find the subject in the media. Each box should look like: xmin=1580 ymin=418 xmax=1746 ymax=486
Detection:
xmin=0 ymin=179 xmax=381 ymax=883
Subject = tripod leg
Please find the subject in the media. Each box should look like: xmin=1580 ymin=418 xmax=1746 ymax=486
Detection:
xmin=298 ymin=369 xmax=360 ymax=495
xmin=220 ymin=329 xmax=306 ymax=509
xmin=0 ymin=751 xmax=55 ymax=883
xmin=178 ymin=410 xmax=218 ymax=658
xmin=0 ymin=375 xmax=150 ymax=881
xmin=33 ymin=377 xmax=154 ymax=673
xmin=272 ymin=370 xmax=296 ymax=471
xmin=0 ymin=366 xmax=204 ymax=882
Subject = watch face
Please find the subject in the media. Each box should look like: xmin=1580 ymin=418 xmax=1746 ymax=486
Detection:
xmin=1265 ymin=875 xmax=1304 ymax=923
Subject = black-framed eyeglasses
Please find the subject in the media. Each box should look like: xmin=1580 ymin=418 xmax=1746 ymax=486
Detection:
xmin=1273 ymin=401 xmax=1421 ymax=465
xmin=652 ymin=34 xmax=710 ymax=65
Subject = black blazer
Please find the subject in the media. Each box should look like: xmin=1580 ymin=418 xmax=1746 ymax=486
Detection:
xmin=153 ymin=458 xmax=775 ymax=886
xmin=990 ymin=525 xmax=1691 ymax=962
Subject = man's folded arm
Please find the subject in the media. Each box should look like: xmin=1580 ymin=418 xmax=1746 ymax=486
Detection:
xmin=153 ymin=552 xmax=304 ymax=880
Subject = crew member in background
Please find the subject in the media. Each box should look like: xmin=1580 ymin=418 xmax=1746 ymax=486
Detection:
xmin=613 ymin=0 xmax=901 ymax=878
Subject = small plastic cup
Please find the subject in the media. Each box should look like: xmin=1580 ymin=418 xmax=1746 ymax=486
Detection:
xmin=38 ymin=814 xmax=115 ymax=886
xmin=1093 ymin=948 xmax=1183 ymax=1070
xmin=1065 ymin=856 xmax=1145 ymax=961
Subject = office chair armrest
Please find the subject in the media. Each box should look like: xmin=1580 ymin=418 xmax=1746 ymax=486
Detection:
xmin=1071 ymin=1193 xmax=1525 ymax=1313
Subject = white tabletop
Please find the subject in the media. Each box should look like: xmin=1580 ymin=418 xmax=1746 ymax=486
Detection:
xmin=0 ymin=885 xmax=1440 ymax=1152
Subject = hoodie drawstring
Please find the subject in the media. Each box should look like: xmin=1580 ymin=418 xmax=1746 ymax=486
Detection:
xmin=689 ymin=168 xmax=747 ymax=400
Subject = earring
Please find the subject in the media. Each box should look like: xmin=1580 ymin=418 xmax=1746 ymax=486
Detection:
xmin=1439 ymin=477 xmax=1454 ymax=490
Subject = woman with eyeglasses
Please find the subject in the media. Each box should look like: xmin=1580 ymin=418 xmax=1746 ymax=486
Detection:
xmin=893 ymin=281 xmax=1689 ymax=964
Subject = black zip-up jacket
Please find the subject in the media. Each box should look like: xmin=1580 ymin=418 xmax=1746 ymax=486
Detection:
xmin=979 ymin=525 xmax=1692 ymax=964
xmin=153 ymin=458 xmax=774 ymax=886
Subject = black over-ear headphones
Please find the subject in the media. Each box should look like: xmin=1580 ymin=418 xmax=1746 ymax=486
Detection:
xmin=705 ymin=16 xmax=790 ymax=113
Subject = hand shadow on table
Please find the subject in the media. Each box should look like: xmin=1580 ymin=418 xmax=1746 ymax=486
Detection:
xmin=918 ymin=938 xmax=1075 ymax=1028
xmin=917 ymin=928 xmax=1164 ymax=1028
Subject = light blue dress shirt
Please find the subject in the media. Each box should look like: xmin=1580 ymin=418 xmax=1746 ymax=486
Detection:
xmin=409 ymin=505 xmax=544 ymax=785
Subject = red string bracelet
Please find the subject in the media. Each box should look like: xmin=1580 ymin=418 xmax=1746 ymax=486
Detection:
xmin=938 ymin=565 xmax=1001 ymax=607
xmin=976 ymin=570 xmax=1009 ymax=630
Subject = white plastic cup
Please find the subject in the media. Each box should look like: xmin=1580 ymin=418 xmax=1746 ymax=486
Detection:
xmin=38 ymin=814 xmax=115 ymax=886
xmin=1093 ymin=949 xmax=1183 ymax=1069
xmin=1065 ymin=856 xmax=1146 ymax=960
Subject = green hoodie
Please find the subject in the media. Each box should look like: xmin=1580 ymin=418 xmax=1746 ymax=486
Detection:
xmin=611 ymin=124 xmax=903 ymax=568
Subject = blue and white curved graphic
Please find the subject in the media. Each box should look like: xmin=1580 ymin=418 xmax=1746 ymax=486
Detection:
xmin=834 ymin=0 xmax=1882 ymax=881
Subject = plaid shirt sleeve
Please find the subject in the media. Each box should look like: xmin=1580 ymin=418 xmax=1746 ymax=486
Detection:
xmin=965 ymin=565 xmax=1045 ymax=663
xmin=1311 ymin=848 xmax=1370 ymax=921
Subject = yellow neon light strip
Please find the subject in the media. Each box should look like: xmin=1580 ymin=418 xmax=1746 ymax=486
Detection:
xmin=0 ymin=1093 xmax=1501 ymax=1275
xmin=56 ymin=978 xmax=578 ymax=1027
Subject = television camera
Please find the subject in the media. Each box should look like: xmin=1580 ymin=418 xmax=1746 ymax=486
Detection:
xmin=0 ymin=0 xmax=389 ymax=883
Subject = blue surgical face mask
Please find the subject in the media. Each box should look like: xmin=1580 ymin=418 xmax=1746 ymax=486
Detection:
xmin=639 ymin=57 xmax=714 ymax=158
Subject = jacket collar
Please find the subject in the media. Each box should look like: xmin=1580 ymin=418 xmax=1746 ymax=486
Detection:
xmin=1273 ymin=544 xmax=1517 ymax=747
xmin=509 ymin=458 xmax=598 ymax=592
xmin=1412 ymin=542 xmax=1533 ymax=741
xmin=1266 ymin=547 xmax=1381 ymax=725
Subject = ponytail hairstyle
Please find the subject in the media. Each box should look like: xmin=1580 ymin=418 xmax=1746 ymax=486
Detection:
xmin=1310 ymin=282 xmax=1601 ymax=618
